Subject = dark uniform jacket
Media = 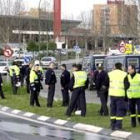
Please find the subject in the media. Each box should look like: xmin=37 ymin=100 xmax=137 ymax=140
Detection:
xmin=96 ymin=70 xmax=109 ymax=91
xmin=60 ymin=70 xmax=70 ymax=89
xmin=0 ymin=73 xmax=3 ymax=88
xmin=25 ymin=66 xmax=31 ymax=83
xmin=45 ymin=68 xmax=57 ymax=85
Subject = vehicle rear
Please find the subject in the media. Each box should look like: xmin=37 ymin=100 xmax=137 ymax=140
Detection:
xmin=125 ymin=55 xmax=140 ymax=72
xmin=41 ymin=57 xmax=58 ymax=69
xmin=104 ymin=54 xmax=140 ymax=72
xmin=104 ymin=55 xmax=125 ymax=72
xmin=0 ymin=61 xmax=11 ymax=75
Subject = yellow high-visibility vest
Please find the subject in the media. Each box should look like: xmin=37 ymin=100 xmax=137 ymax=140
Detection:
xmin=109 ymin=70 xmax=127 ymax=97
xmin=73 ymin=71 xmax=87 ymax=89
xmin=30 ymin=70 xmax=39 ymax=85
xmin=9 ymin=65 xmax=20 ymax=77
xmin=127 ymin=73 xmax=140 ymax=99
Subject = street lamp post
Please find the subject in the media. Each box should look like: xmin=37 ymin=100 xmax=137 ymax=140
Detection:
xmin=101 ymin=7 xmax=110 ymax=54
xmin=38 ymin=0 xmax=42 ymax=54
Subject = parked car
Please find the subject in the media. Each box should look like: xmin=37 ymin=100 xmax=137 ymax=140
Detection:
xmin=41 ymin=57 xmax=58 ymax=69
xmin=0 ymin=61 xmax=11 ymax=75
xmin=14 ymin=58 xmax=27 ymax=65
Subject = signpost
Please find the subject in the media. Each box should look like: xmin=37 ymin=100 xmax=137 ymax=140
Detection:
xmin=3 ymin=47 xmax=13 ymax=81
xmin=73 ymin=46 xmax=81 ymax=63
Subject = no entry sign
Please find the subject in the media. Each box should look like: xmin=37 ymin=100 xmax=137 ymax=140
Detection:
xmin=3 ymin=47 xmax=13 ymax=57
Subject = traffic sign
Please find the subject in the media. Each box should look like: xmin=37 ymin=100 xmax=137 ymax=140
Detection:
xmin=24 ymin=56 xmax=31 ymax=63
xmin=119 ymin=47 xmax=126 ymax=53
xmin=3 ymin=47 xmax=13 ymax=57
xmin=73 ymin=46 xmax=81 ymax=54
xmin=119 ymin=41 xmax=126 ymax=47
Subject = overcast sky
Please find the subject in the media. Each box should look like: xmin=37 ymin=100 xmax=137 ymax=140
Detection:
xmin=24 ymin=0 xmax=107 ymax=19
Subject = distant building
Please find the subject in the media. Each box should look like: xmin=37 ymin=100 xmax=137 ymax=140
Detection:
xmin=20 ymin=8 xmax=53 ymax=19
xmin=93 ymin=2 xmax=138 ymax=37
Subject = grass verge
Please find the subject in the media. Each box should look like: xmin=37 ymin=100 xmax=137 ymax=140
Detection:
xmin=0 ymin=83 xmax=140 ymax=134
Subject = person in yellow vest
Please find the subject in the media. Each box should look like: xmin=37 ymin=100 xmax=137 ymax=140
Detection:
xmin=66 ymin=64 xmax=89 ymax=117
xmin=127 ymin=65 xmax=140 ymax=127
xmin=30 ymin=64 xmax=40 ymax=107
xmin=9 ymin=61 xmax=20 ymax=94
xmin=108 ymin=62 xmax=129 ymax=130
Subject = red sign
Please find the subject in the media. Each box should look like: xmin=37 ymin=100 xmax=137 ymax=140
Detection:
xmin=3 ymin=47 xmax=13 ymax=57
xmin=119 ymin=47 xmax=126 ymax=53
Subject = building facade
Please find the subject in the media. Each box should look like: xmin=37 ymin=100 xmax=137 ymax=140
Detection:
xmin=93 ymin=2 xmax=138 ymax=37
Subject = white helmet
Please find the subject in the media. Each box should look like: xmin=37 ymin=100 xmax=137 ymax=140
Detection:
xmin=34 ymin=60 xmax=40 ymax=65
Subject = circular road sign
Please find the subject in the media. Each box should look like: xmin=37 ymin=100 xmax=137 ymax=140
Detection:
xmin=3 ymin=47 xmax=13 ymax=57
xmin=119 ymin=47 xmax=126 ymax=53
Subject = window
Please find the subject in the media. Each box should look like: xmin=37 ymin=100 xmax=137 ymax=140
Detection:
xmin=114 ymin=59 xmax=124 ymax=64
xmin=0 ymin=63 xmax=6 ymax=66
xmin=95 ymin=59 xmax=104 ymax=66
xmin=127 ymin=58 xmax=139 ymax=67
xmin=42 ymin=58 xmax=52 ymax=61
xmin=106 ymin=59 xmax=114 ymax=69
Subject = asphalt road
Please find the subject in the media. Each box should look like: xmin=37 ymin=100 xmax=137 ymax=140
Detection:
xmin=0 ymin=112 xmax=120 ymax=140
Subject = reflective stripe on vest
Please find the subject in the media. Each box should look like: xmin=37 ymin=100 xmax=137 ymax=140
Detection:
xmin=127 ymin=74 xmax=140 ymax=99
xmin=109 ymin=70 xmax=127 ymax=97
xmin=73 ymin=71 xmax=87 ymax=89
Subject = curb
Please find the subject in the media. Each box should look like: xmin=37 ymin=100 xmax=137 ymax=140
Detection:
xmin=0 ymin=105 xmax=139 ymax=140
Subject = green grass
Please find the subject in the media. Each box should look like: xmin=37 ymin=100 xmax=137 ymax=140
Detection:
xmin=0 ymin=82 xmax=140 ymax=134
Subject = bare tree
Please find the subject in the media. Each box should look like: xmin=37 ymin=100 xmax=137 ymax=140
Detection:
xmin=0 ymin=0 xmax=25 ymax=44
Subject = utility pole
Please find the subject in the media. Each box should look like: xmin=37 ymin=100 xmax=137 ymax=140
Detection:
xmin=101 ymin=7 xmax=110 ymax=54
xmin=38 ymin=0 xmax=42 ymax=53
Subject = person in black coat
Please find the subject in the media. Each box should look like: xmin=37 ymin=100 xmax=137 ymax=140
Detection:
xmin=60 ymin=64 xmax=70 ymax=106
xmin=45 ymin=62 xmax=57 ymax=108
xmin=0 ymin=73 xmax=5 ymax=99
xmin=96 ymin=65 xmax=109 ymax=116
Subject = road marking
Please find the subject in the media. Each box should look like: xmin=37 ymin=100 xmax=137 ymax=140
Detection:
xmin=37 ymin=116 xmax=50 ymax=121
xmin=0 ymin=111 xmax=75 ymax=131
xmin=11 ymin=109 xmax=21 ymax=114
xmin=24 ymin=112 xmax=34 ymax=117
xmin=1 ymin=107 xmax=9 ymax=111
xmin=73 ymin=123 xmax=103 ymax=133
xmin=111 ymin=131 xmax=132 ymax=138
xmin=54 ymin=119 xmax=68 ymax=125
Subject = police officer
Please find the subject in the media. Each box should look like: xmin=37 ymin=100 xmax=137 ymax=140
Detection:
xmin=96 ymin=64 xmax=109 ymax=116
xmin=9 ymin=62 xmax=20 ymax=94
xmin=127 ymin=65 xmax=140 ymax=127
xmin=66 ymin=64 xmax=88 ymax=117
xmin=108 ymin=62 xmax=129 ymax=130
xmin=45 ymin=62 xmax=57 ymax=108
xmin=25 ymin=63 xmax=33 ymax=93
xmin=34 ymin=60 xmax=44 ymax=91
xmin=18 ymin=61 xmax=25 ymax=86
xmin=0 ymin=73 xmax=5 ymax=99
xmin=30 ymin=64 xmax=40 ymax=107
xmin=60 ymin=64 xmax=70 ymax=106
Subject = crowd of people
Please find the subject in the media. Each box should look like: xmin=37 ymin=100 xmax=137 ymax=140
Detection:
xmin=0 ymin=59 xmax=140 ymax=131
xmin=0 ymin=60 xmax=89 ymax=116
xmin=94 ymin=62 xmax=140 ymax=130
